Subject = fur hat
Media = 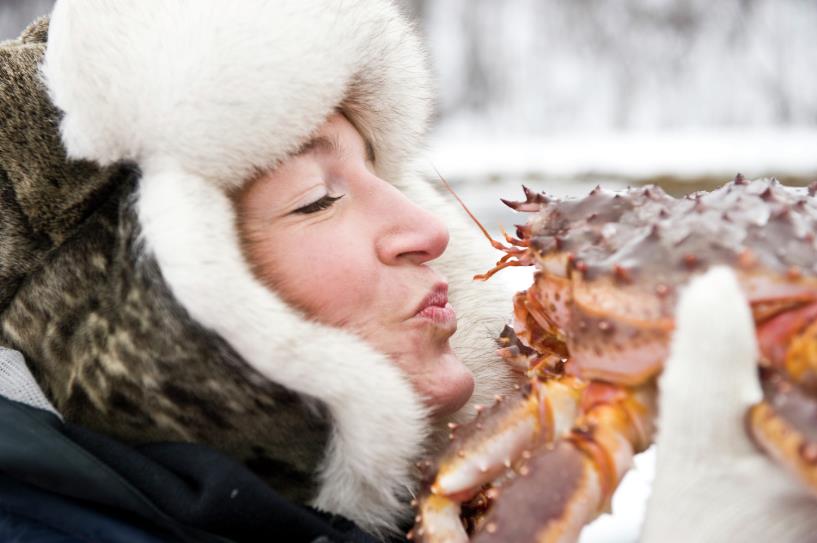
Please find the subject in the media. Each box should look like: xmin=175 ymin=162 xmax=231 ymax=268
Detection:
xmin=0 ymin=1 xmax=518 ymax=534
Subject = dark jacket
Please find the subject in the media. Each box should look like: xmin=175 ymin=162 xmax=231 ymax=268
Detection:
xmin=0 ymin=393 xmax=385 ymax=543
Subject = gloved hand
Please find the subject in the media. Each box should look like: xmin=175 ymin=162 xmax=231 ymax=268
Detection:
xmin=640 ymin=267 xmax=817 ymax=543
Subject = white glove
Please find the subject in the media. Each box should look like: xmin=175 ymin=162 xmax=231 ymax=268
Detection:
xmin=640 ymin=267 xmax=817 ymax=543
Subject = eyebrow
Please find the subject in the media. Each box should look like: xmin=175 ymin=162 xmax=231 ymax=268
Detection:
xmin=295 ymin=134 xmax=376 ymax=163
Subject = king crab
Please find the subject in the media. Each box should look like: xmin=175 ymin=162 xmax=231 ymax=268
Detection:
xmin=410 ymin=175 xmax=817 ymax=542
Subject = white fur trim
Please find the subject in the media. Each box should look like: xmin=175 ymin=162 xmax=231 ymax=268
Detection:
xmin=136 ymin=166 xmax=429 ymax=533
xmin=42 ymin=0 xmax=431 ymax=190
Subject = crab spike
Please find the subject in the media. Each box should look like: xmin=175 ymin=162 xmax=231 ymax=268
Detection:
xmin=683 ymin=254 xmax=699 ymax=269
xmin=760 ymin=187 xmax=775 ymax=201
xmin=501 ymin=198 xmax=533 ymax=212
xmin=522 ymin=185 xmax=549 ymax=204
xmin=500 ymin=185 xmax=550 ymax=212
xmin=613 ymin=264 xmax=632 ymax=284
xmin=485 ymin=487 xmax=501 ymax=500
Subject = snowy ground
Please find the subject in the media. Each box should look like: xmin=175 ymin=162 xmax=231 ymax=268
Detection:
xmin=424 ymin=128 xmax=817 ymax=542
xmin=428 ymin=128 xmax=817 ymax=185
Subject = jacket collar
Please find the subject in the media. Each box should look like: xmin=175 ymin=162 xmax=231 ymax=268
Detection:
xmin=0 ymin=347 xmax=61 ymax=419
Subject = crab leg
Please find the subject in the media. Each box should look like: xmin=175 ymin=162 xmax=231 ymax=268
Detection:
xmin=431 ymin=377 xmax=585 ymax=502
xmin=751 ymin=300 xmax=817 ymax=496
xmin=468 ymin=383 xmax=656 ymax=543
xmin=414 ymin=380 xmax=655 ymax=542
xmin=748 ymin=372 xmax=817 ymax=495
xmin=470 ymin=441 xmax=605 ymax=543
xmin=412 ymin=378 xmax=583 ymax=542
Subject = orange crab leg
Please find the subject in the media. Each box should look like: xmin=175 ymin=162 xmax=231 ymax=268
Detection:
xmin=474 ymin=259 xmax=529 ymax=281
xmin=464 ymin=383 xmax=656 ymax=543
xmin=430 ymin=378 xmax=584 ymax=502
xmin=748 ymin=373 xmax=817 ymax=495
xmin=414 ymin=379 xmax=655 ymax=542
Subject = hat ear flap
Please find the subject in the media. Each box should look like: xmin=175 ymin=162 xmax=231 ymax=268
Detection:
xmin=135 ymin=166 xmax=430 ymax=533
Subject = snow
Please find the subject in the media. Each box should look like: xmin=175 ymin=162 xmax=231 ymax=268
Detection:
xmin=419 ymin=1 xmax=817 ymax=134
xmin=427 ymin=129 xmax=817 ymax=183
xmin=580 ymin=448 xmax=657 ymax=543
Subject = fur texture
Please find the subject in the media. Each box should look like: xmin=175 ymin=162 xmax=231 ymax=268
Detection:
xmin=28 ymin=0 xmax=520 ymax=534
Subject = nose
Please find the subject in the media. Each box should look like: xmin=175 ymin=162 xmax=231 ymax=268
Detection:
xmin=374 ymin=181 xmax=450 ymax=266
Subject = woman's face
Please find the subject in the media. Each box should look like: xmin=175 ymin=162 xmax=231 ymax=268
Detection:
xmin=232 ymin=113 xmax=475 ymax=418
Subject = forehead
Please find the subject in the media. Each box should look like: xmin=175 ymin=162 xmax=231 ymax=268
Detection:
xmin=295 ymin=113 xmax=375 ymax=161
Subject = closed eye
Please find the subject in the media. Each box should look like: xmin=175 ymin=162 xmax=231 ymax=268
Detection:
xmin=293 ymin=194 xmax=344 ymax=214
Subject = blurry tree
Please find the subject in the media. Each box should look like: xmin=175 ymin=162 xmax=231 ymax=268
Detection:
xmin=0 ymin=0 xmax=54 ymax=41
xmin=402 ymin=0 xmax=817 ymax=134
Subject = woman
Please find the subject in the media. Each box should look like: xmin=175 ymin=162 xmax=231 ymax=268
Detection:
xmin=0 ymin=1 xmax=517 ymax=541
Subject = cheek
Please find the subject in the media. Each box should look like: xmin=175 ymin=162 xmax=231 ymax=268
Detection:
xmin=250 ymin=224 xmax=378 ymax=326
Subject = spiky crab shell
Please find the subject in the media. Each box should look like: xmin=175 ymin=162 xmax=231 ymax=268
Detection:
xmin=509 ymin=177 xmax=817 ymax=383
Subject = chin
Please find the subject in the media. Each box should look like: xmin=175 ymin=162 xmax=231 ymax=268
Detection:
xmin=424 ymin=351 xmax=475 ymax=419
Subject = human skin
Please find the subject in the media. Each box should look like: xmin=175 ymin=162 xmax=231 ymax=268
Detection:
xmin=231 ymin=113 xmax=475 ymax=418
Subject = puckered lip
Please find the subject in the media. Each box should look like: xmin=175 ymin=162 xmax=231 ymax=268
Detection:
xmin=413 ymin=283 xmax=449 ymax=317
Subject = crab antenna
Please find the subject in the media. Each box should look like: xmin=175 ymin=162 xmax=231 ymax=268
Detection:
xmin=433 ymin=166 xmax=507 ymax=251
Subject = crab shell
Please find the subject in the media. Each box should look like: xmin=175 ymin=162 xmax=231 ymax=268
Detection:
xmin=518 ymin=177 xmax=817 ymax=385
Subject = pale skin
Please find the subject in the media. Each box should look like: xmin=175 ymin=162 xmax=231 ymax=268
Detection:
xmin=232 ymin=113 xmax=475 ymax=418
